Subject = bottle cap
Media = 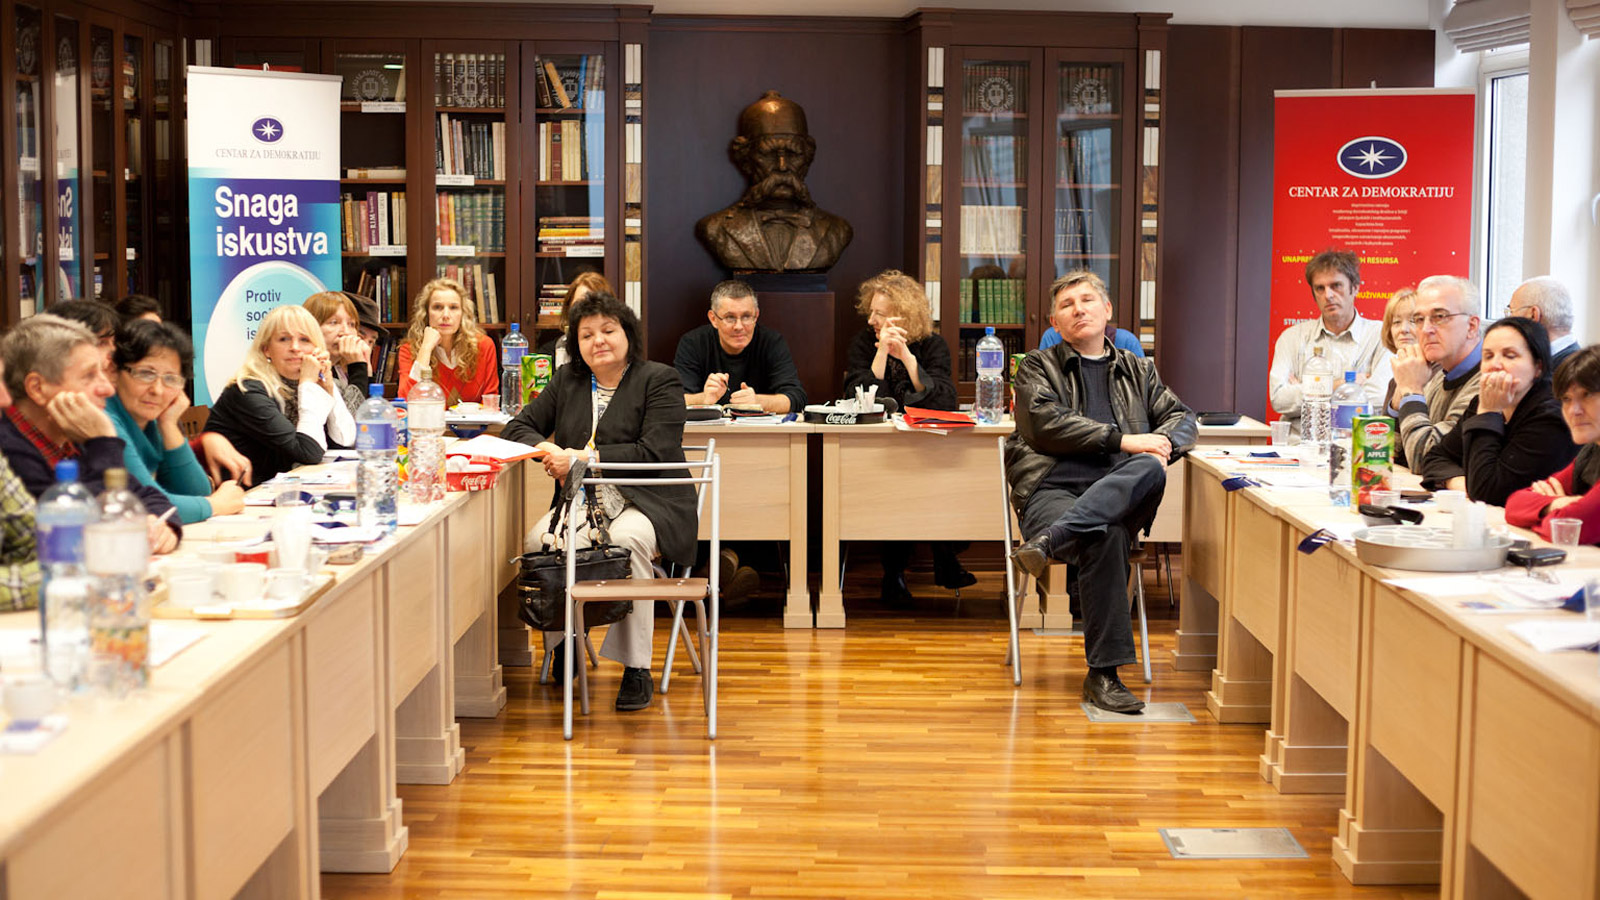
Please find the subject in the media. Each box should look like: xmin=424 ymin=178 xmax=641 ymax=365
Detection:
xmin=510 ymin=322 xmax=520 ymax=332
xmin=369 ymin=383 xmax=386 ymax=397
xmin=54 ymin=459 xmax=79 ymax=482
xmin=985 ymin=326 xmax=995 ymax=336
xmin=104 ymin=468 xmax=128 ymax=490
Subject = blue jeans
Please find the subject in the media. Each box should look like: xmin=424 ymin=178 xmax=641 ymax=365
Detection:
xmin=1020 ymin=453 xmax=1167 ymax=669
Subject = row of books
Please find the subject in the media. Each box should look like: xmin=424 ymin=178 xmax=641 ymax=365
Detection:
xmin=434 ymin=191 xmax=505 ymax=252
xmin=434 ymin=52 xmax=507 ymax=109
xmin=963 ymin=63 xmax=1026 ymax=113
xmin=533 ymin=55 xmax=603 ymax=110
xmin=350 ymin=263 xmax=407 ymax=323
xmin=1056 ymin=206 xmax=1116 ymax=255
xmin=368 ymin=340 xmax=403 ymax=387
xmin=437 ymin=262 xmax=502 ymax=324
xmin=962 ymin=134 xmax=1025 ymax=184
xmin=537 ymin=216 xmax=603 ymax=254
xmin=536 ymin=120 xmax=593 ymax=181
xmin=959 ymin=205 xmax=1025 ymax=256
xmin=1058 ymin=129 xmax=1114 ymax=186
xmin=340 ymin=191 xmax=407 ymax=251
xmin=435 ymin=114 xmax=505 ymax=180
xmin=1059 ymin=66 xmax=1118 ymax=116
xmin=957 ymin=278 xmax=1027 ymax=325
xmin=956 ymin=329 xmax=1027 ymax=381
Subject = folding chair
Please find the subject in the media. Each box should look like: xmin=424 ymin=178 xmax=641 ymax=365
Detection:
xmin=997 ymin=435 xmax=1152 ymax=686
xmin=557 ymin=454 xmax=722 ymax=740
xmin=661 ymin=439 xmax=715 ymax=694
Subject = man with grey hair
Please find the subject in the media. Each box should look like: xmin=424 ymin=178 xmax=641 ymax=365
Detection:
xmin=1508 ymin=275 xmax=1579 ymax=370
xmin=675 ymin=279 xmax=806 ymax=413
xmin=1390 ymin=275 xmax=1483 ymax=465
xmin=0 ymin=315 xmax=180 ymax=552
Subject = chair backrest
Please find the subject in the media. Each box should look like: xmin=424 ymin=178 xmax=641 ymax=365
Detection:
xmin=684 ymin=439 xmax=715 ymax=519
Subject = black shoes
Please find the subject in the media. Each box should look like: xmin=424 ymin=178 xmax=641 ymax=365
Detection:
xmin=615 ymin=666 xmax=654 ymax=711
xmin=880 ymin=573 xmax=916 ymax=607
xmin=933 ymin=563 xmax=978 ymax=590
xmin=1082 ymin=670 xmax=1145 ymax=713
xmin=1012 ymin=534 xmax=1052 ymax=580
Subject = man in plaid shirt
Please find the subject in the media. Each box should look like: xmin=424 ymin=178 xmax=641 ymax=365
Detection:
xmin=0 ymin=357 xmax=39 ymax=610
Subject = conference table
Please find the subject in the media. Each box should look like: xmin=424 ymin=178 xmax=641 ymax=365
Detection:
xmin=1184 ymin=448 xmax=1600 ymax=898
xmin=814 ymin=417 xmax=1269 ymax=629
xmin=0 ymin=458 xmax=530 ymax=898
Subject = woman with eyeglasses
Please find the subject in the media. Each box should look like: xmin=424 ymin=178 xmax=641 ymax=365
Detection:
xmin=1418 ymin=317 xmax=1575 ymax=506
xmin=105 ymin=319 xmax=246 ymax=522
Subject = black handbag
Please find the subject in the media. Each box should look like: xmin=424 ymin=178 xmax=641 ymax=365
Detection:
xmin=516 ymin=465 xmax=633 ymax=632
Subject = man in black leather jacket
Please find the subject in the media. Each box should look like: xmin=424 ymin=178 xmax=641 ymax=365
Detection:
xmin=1006 ymin=271 xmax=1197 ymax=713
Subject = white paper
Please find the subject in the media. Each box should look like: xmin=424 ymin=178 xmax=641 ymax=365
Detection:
xmin=149 ymin=621 xmax=209 ymax=667
xmin=0 ymin=714 xmax=68 ymax=754
xmin=446 ymin=433 xmax=540 ymax=461
xmin=1505 ymin=620 xmax=1600 ymax=653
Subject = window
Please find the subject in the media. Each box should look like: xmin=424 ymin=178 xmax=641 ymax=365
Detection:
xmin=1480 ymin=48 xmax=1528 ymax=316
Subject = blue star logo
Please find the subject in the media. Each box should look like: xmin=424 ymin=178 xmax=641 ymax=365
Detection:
xmin=1336 ymin=136 xmax=1406 ymax=179
xmin=251 ymin=116 xmax=286 ymax=144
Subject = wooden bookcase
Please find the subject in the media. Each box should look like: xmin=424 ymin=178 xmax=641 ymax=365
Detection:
xmin=906 ymin=11 xmax=1169 ymax=393
xmin=0 ymin=0 xmax=183 ymax=328
xmin=214 ymin=7 xmax=643 ymax=372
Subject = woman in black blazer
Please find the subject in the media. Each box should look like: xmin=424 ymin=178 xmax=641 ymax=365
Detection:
xmin=502 ymin=291 xmax=695 ymax=712
xmin=1420 ymin=316 xmax=1577 ymax=506
xmin=842 ymin=269 xmax=972 ymax=605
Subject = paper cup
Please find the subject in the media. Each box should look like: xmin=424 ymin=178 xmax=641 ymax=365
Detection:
xmin=166 ymin=573 xmax=216 ymax=609
xmin=219 ymin=563 xmax=267 ymax=606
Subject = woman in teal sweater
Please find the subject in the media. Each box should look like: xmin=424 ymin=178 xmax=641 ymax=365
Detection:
xmin=107 ymin=320 xmax=245 ymax=523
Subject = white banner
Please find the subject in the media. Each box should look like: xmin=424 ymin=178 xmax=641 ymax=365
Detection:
xmin=187 ymin=66 xmax=340 ymax=403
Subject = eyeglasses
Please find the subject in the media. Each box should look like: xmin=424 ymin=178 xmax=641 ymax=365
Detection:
xmin=1407 ymin=310 xmax=1471 ymax=328
xmin=714 ymin=312 xmax=758 ymax=327
xmin=123 ymin=367 xmax=186 ymax=390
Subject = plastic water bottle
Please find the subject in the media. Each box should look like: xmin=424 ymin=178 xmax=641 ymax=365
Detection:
xmin=37 ymin=460 xmax=96 ymax=688
xmin=355 ymin=384 xmax=400 ymax=536
xmin=1328 ymin=370 xmax=1372 ymax=508
xmin=1301 ymin=346 xmax=1335 ymax=460
xmin=408 ymin=369 xmax=447 ymax=504
xmin=975 ymin=326 xmax=1005 ymax=424
xmin=500 ymin=323 xmax=528 ymax=416
xmin=85 ymin=469 xmax=151 ymax=692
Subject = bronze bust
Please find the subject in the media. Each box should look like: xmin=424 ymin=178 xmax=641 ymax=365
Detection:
xmin=696 ymin=91 xmax=853 ymax=273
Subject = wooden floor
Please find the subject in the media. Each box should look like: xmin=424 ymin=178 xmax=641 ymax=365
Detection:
xmin=325 ymin=566 xmax=1440 ymax=899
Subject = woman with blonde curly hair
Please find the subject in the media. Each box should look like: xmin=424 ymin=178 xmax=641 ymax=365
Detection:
xmin=843 ymin=269 xmax=968 ymax=603
xmin=397 ymin=277 xmax=498 ymax=405
xmin=204 ymin=305 xmax=356 ymax=483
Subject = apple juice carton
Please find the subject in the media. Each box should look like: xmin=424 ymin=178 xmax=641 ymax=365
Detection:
xmin=1352 ymin=414 xmax=1394 ymax=505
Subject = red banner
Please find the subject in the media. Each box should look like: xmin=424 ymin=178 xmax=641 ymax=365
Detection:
xmin=1268 ymin=89 xmax=1477 ymax=412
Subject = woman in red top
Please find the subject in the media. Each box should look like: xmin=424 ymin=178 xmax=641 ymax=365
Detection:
xmin=397 ymin=277 xmax=498 ymax=405
xmin=1506 ymin=344 xmax=1600 ymax=542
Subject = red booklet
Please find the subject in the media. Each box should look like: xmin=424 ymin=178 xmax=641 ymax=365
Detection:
xmin=902 ymin=407 xmax=977 ymax=430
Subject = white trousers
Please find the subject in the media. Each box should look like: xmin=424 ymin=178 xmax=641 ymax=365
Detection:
xmin=527 ymin=502 xmax=656 ymax=669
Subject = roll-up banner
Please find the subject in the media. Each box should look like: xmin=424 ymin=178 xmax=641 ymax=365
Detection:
xmin=1268 ymin=88 xmax=1476 ymax=403
xmin=187 ymin=66 xmax=340 ymax=403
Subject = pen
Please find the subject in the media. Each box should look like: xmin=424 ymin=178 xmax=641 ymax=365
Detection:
xmin=157 ymin=507 xmax=177 ymax=525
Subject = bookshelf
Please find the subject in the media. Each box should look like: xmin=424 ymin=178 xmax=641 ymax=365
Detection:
xmin=88 ymin=19 xmax=149 ymax=301
xmin=426 ymin=42 xmax=514 ymax=345
xmin=13 ymin=4 xmax=45 ymax=315
xmin=52 ymin=12 xmax=83 ymax=303
xmin=909 ymin=12 xmax=1168 ymax=395
xmin=148 ymin=35 xmax=177 ymax=317
xmin=529 ymin=48 xmax=608 ymax=347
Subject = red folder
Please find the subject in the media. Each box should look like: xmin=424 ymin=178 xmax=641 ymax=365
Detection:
xmin=902 ymin=407 xmax=977 ymax=430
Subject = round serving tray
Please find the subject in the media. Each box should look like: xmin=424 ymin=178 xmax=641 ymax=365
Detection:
xmin=803 ymin=404 xmax=886 ymax=425
xmin=1353 ymin=525 xmax=1512 ymax=572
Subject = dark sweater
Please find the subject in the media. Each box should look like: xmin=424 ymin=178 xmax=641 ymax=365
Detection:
xmin=843 ymin=328 xmax=959 ymax=411
xmin=1419 ymin=380 xmax=1577 ymax=506
xmin=0 ymin=416 xmax=182 ymax=531
xmin=673 ymin=324 xmax=807 ymax=411
xmin=1039 ymin=352 xmax=1123 ymax=493
xmin=205 ymin=380 xmax=338 ymax=484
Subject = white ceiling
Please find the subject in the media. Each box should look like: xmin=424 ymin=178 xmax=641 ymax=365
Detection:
xmin=330 ymin=0 xmax=1436 ymax=30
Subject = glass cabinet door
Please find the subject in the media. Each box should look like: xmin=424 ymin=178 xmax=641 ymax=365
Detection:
xmin=531 ymin=47 xmax=606 ymax=339
xmin=332 ymin=46 xmax=410 ymax=335
xmin=1051 ymin=58 xmax=1124 ymax=316
xmin=15 ymin=5 xmax=44 ymax=309
xmin=149 ymin=38 xmax=175 ymax=313
xmin=431 ymin=44 xmax=510 ymax=337
xmin=954 ymin=54 xmax=1031 ymax=380
xmin=123 ymin=32 xmax=144 ymax=297
xmin=90 ymin=24 xmax=112 ymax=298
xmin=53 ymin=14 xmax=82 ymax=301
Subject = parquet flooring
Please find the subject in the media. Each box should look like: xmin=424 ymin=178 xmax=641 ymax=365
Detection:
xmin=324 ymin=568 xmax=1440 ymax=899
